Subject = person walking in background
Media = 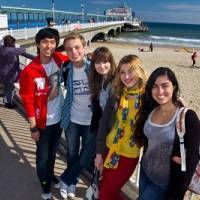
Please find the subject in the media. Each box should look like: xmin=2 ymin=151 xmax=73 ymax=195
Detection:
xmin=191 ymin=51 xmax=197 ymax=66
xmin=95 ymin=55 xmax=147 ymax=200
xmin=59 ymin=32 xmax=93 ymax=199
xmin=149 ymin=42 xmax=153 ymax=52
xmin=0 ymin=35 xmax=32 ymax=108
xmin=135 ymin=67 xmax=200 ymax=200
xmin=19 ymin=28 xmax=68 ymax=200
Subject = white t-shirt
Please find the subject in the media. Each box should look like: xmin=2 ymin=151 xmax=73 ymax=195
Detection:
xmin=70 ymin=66 xmax=92 ymax=125
xmin=43 ymin=59 xmax=64 ymax=126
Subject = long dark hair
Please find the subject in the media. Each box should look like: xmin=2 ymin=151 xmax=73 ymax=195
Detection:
xmin=134 ymin=67 xmax=182 ymax=146
xmin=89 ymin=47 xmax=116 ymax=101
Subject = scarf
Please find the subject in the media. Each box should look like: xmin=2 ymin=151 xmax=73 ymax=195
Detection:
xmin=104 ymin=87 xmax=141 ymax=169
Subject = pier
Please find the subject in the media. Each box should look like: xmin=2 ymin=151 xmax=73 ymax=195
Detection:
xmin=0 ymin=6 xmax=120 ymax=29
xmin=0 ymin=4 xmax=144 ymax=200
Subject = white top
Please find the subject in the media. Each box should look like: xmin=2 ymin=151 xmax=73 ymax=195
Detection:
xmin=43 ymin=59 xmax=64 ymax=126
xmin=142 ymin=108 xmax=179 ymax=186
xmin=70 ymin=66 xmax=92 ymax=125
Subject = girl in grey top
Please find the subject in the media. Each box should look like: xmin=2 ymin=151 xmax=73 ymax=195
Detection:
xmin=135 ymin=67 xmax=200 ymax=200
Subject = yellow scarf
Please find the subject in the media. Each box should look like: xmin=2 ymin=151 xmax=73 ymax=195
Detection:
xmin=104 ymin=87 xmax=141 ymax=169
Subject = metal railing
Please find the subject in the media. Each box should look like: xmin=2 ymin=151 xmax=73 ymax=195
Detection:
xmin=0 ymin=21 xmax=125 ymax=40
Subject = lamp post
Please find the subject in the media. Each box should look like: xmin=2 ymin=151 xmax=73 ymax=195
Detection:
xmin=81 ymin=3 xmax=84 ymax=23
xmin=96 ymin=8 xmax=99 ymax=22
xmin=52 ymin=0 xmax=55 ymax=23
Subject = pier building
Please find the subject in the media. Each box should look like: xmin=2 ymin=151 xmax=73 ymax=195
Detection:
xmin=0 ymin=6 xmax=121 ymax=29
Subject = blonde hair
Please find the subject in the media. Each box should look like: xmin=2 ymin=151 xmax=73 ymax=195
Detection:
xmin=112 ymin=54 xmax=147 ymax=97
xmin=63 ymin=32 xmax=86 ymax=47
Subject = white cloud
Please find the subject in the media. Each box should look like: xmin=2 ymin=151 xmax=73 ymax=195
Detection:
xmin=166 ymin=4 xmax=200 ymax=12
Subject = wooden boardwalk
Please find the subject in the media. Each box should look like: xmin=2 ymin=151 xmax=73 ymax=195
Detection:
xmin=1 ymin=96 xmax=198 ymax=200
xmin=0 ymin=98 xmax=90 ymax=200
xmin=0 ymin=96 xmax=137 ymax=200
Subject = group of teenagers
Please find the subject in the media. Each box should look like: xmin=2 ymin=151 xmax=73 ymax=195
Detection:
xmin=18 ymin=27 xmax=200 ymax=200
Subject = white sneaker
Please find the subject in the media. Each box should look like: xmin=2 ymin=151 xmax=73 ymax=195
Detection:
xmin=68 ymin=184 xmax=76 ymax=198
xmin=41 ymin=193 xmax=51 ymax=200
xmin=60 ymin=181 xmax=68 ymax=199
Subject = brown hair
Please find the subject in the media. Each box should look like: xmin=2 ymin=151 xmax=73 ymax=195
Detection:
xmin=3 ymin=35 xmax=16 ymax=47
xmin=89 ymin=47 xmax=116 ymax=101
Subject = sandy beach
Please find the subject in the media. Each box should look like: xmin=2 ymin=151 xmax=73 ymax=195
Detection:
xmin=87 ymin=41 xmax=200 ymax=117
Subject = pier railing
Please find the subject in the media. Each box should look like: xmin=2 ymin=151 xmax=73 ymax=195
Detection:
xmin=0 ymin=21 xmax=124 ymax=40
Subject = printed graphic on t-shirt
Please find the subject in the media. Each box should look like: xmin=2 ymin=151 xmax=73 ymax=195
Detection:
xmin=48 ymin=71 xmax=60 ymax=101
xmin=34 ymin=77 xmax=45 ymax=90
xmin=73 ymin=79 xmax=90 ymax=95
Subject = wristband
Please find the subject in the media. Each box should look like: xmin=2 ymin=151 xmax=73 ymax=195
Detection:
xmin=30 ymin=126 xmax=38 ymax=133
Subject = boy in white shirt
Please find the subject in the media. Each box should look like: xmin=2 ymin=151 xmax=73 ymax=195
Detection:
xmin=60 ymin=32 xmax=95 ymax=198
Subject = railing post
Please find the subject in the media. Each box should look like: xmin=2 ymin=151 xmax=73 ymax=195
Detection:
xmin=24 ymin=27 xmax=27 ymax=40
xmin=10 ymin=28 xmax=13 ymax=36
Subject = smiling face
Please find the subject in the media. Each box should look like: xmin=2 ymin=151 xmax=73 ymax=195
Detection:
xmin=64 ymin=38 xmax=85 ymax=66
xmin=37 ymin=38 xmax=57 ymax=59
xmin=119 ymin=63 xmax=140 ymax=89
xmin=95 ymin=61 xmax=111 ymax=76
xmin=151 ymin=75 xmax=174 ymax=106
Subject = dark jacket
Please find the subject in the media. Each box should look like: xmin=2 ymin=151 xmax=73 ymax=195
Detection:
xmin=0 ymin=46 xmax=33 ymax=83
xmin=142 ymin=109 xmax=200 ymax=200
xmin=0 ymin=46 xmax=24 ymax=83
xmin=96 ymin=94 xmax=120 ymax=154
xmin=90 ymin=99 xmax=103 ymax=133
xmin=166 ymin=109 xmax=200 ymax=199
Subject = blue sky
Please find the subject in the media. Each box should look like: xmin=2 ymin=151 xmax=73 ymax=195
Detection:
xmin=1 ymin=0 xmax=200 ymax=24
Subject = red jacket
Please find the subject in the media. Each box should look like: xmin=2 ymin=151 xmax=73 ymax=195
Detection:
xmin=19 ymin=52 xmax=68 ymax=129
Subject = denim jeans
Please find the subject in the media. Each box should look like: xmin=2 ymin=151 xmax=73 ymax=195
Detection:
xmin=61 ymin=121 xmax=96 ymax=185
xmin=138 ymin=167 xmax=167 ymax=200
xmin=3 ymin=82 xmax=15 ymax=104
xmin=36 ymin=122 xmax=62 ymax=193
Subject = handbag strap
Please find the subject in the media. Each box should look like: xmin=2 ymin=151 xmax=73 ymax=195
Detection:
xmin=92 ymin=168 xmax=100 ymax=185
xmin=176 ymin=107 xmax=189 ymax=172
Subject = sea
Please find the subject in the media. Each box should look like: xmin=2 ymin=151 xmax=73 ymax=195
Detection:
xmin=6 ymin=21 xmax=200 ymax=49
xmin=114 ymin=22 xmax=200 ymax=49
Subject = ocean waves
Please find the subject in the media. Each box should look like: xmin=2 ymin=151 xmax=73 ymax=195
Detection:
xmin=113 ymin=22 xmax=200 ymax=49
xmin=113 ymin=35 xmax=200 ymax=49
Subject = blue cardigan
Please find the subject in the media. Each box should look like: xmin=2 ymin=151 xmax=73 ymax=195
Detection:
xmin=60 ymin=57 xmax=91 ymax=129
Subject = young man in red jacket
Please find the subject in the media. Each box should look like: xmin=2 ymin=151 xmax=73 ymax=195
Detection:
xmin=19 ymin=28 xmax=68 ymax=200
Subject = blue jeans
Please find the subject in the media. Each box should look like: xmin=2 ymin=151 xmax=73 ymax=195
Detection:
xmin=36 ymin=122 xmax=62 ymax=193
xmin=3 ymin=82 xmax=15 ymax=104
xmin=61 ymin=121 xmax=96 ymax=185
xmin=138 ymin=167 xmax=167 ymax=200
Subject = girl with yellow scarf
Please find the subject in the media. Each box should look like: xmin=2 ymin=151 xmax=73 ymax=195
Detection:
xmin=95 ymin=55 xmax=147 ymax=200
